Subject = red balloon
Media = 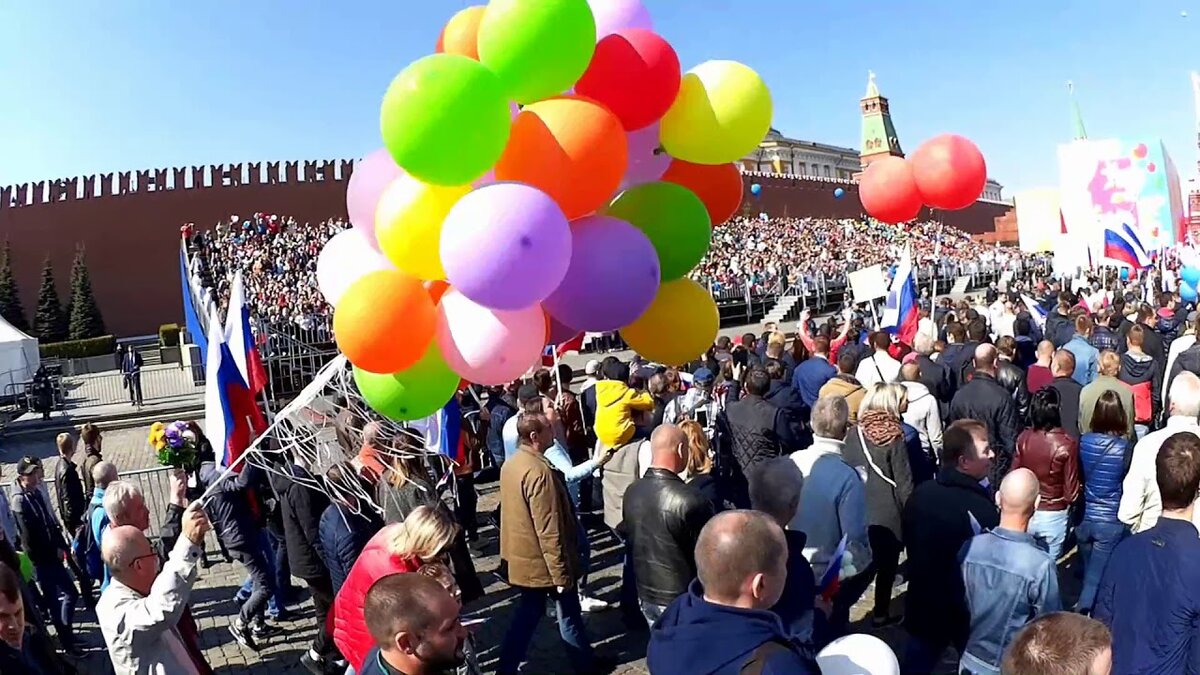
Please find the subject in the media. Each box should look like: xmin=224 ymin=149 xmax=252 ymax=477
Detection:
xmin=910 ymin=134 xmax=987 ymax=210
xmin=858 ymin=156 xmax=922 ymax=224
xmin=574 ymin=29 xmax=681 ymax=131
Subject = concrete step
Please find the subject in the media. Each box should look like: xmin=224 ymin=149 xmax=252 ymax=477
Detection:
xmin=762 ymin=295 xmax=802 ymax=325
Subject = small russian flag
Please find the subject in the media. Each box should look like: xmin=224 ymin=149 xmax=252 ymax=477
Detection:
xmin=818 ymin=534 xmax=849 ymax=602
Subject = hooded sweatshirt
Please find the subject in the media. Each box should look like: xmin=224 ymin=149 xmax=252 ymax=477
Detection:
xmin=593 ymin=380 xmax=655 ymax=448
xmin=647 ymin=580 xmax=819 ymax=675
xmin=1119 ymin=351 xmax=1162 ymax=425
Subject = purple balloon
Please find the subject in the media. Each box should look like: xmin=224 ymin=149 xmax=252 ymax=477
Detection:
xmin=546 ymin=314 xmax=580 ymax=345
xmin=588 ymin=0 xmax=654 ymax=39
xmin=622 ymin=123 xmax=670 ymax=189
xmin=544 ymin=215 xmax=660 ymax=332
xmin=346 ymin=149 xmax=404 ymax=245
xmin=441 ymin=183 xmax=572 ymax=311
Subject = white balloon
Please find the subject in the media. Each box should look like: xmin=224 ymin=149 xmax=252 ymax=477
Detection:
xmin=316 ymin=228 xmax=394 ymax=307
xmin=817 ymin=634 xmax=900 ymax=675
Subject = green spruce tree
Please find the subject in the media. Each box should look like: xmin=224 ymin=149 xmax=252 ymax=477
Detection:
xmin=33 ymin=257 xmax=68 ymax=342
xmin=0 ymin=242 xmax=29 ymax=332
xmin=67 ymin=246 xmax=105 ymax=340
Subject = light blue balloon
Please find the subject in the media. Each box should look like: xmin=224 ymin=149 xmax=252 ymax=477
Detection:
xmin=1182 ymin=266 xmax=1200 ymax=287
xmin=834 ymin=187 xmax=845 ymax=199
xmin=750 ymin=183 xmax=762 ymax=196
xmin=1119 ymin=268 xmax=1130 ymax=281
xmin=1183 ymin=281 xmax=1198 ymax=303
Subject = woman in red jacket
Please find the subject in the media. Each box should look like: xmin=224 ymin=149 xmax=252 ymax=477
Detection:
xmin=332 ymin=505 xmax=458 ymax=672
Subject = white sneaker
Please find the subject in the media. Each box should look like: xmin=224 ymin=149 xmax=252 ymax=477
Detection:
xmin=580 ymin=594 xmax=612 ymax=613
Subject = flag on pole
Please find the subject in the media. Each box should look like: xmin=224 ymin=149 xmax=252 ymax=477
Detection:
xmin=818 ymin=534 xmax=849 ymax=602
xmin=203 ymin=309 xmax=264 ymax=469
xmin=541 ymin=332 xmax=586 ymax=367
xmin=881 ymin=246 xmax=919 ymax=345
xmin=1103 ymin=224 xmax=1151 ymax=269
xmin=1020 ymin=294 xmax=1047 ymax=330
xmin=225 ymin=272 xmax=269 ymax=395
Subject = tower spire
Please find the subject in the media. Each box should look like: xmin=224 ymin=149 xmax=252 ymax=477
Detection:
xmin=859 ymin=70 xmax=903 ymax=168
xmin=1068 ymin=80 xmax=1088 ymax=141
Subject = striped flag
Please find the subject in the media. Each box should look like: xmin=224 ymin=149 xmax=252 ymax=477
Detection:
xmin=818 ymin=534 xmax=849 ymax=601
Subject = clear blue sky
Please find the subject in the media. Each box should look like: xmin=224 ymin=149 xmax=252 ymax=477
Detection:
xmin=1 ymin=1 xmax=1196 ymax=195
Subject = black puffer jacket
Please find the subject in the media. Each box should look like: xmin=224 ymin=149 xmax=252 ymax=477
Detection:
xmin=1167 ymin=342 xmax=1200 ymax=414
xmin=948 ymin=372 xmax=1022 ymax=483
xmin=274 ymin=463 xmax=331 ymax=581
xmin=620 ymin=468 xmax=714 ymax=606
xmin=996 ymin=359 xmax=1031 ymax=422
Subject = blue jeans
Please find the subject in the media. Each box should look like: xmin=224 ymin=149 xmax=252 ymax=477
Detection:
xmin=576 ymin=517 xmax=591 ymax=591
xmin=34 ymin=562 xmax=78 ymax=643
xmin=1027 ymin=509 xmax=1070 ymax=562
xmin=498 ymin=586 xmax=594 ymax=674
xmin=610 ymin=528 xmax=640 ymax=621
xmin=231 ymin=543 xmax=276 ymax=625
xmin=1135 ymin=424 xmax=1150 ymax=440
xmin=236 ymin=531 xmax=285 ymax=615
xmin=1075 ymin=520 xmax=1127 ymax=612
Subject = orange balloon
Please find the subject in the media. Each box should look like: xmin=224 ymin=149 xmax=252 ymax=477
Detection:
xmin=334 ymin=270 xmax=436 ymax=374
xmin=495 ymin=96 xmax=627 ymax=219
xmin=436 ymin=6 xmax=485 ymax=60
xmin=424 ymin=279 xmax=451 ymax=304
xmin=660 ymin=160 xmax=744 ymax=226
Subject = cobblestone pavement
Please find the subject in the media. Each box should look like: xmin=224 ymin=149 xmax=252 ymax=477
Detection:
xmin=4 ymin=423 xmax=996 ymax=674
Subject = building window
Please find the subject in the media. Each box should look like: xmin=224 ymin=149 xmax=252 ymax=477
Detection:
xmin=824 ymin=165 xmax=832 ymax=177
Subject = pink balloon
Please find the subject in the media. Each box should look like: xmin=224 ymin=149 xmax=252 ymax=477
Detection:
xmin=347 ymin=149 xmax=404 ymax=245
xmin=622 ymin=123 xmax=670 ymax=189
xmin=588 ymin=0 xmax=653 ymax=39
xmin=543 ymin=215 xmax=660 ymax=332
xmin=437 ymin=289 xmax=547 ymax=385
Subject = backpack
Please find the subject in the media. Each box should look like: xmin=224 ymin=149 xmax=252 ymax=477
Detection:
xmin=72 ymin=502 xmax=105 ymax=579
xmin=1128 ymin=380 xmax=1153 ymax=424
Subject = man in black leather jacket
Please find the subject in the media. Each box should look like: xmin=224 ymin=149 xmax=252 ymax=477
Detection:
xmin=996 ymin=337 xmax=1032 ymax=423
xmin=620 ymin=424 xmax=714 ymax=625
xmin=948 ymin=345 xmax=1022 ymax=485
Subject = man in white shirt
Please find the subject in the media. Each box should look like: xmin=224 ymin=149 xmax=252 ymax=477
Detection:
xmin=97 ymin=505 xmax=211 ymax=675
xmin=855 ymin=332 xmax=901 ymax=389
xmin=899 ymin=363 xmax=944 ymax=457
xmin=1119 ymin=371 xmax=1200 ymax=533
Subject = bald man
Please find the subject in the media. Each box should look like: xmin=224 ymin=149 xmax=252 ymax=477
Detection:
xmin=950 ymin=343 xmax=1022 ymax=484
xmin=97 ymin=505 xmax=212 ymax=675
xmin=1026 ymin=340 xmax=1056 ymax=394
xmin=621 ymin=424 xmax=714 ymax=625
xmin=1050 ymin=349 xmax=1084 ymax=439
xmin=647 ymin=510 xmax=819 ymax=674
xmin=959 ymin=469 xmax=1061 ymax=675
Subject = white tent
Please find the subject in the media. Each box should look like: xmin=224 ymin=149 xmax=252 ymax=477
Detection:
xmin=0 ymin=315 xmax=39 ymax=390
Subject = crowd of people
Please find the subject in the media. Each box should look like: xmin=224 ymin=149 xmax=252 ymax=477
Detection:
xmin=693 ymin=217 xmax=1010 ymax=294
xmin=10 ymin=257 xmax=1200 ymax=674
xmin=185 ymin=213 xmax=345 ymax=334
xmin=183 ymin=213 xmax=1021 ymax=336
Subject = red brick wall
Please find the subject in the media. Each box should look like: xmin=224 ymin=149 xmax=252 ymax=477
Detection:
xmin=0 ymin=164 xmax=1013 ymax=338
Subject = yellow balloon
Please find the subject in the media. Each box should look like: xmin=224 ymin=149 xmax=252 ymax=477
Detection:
xmin=374 ymin=176 xmax=470 ymax=281
xmin=621 ymin=278 xmax=718 ymax=366
xmin=660 ymin=60 xmax=773 ymax=165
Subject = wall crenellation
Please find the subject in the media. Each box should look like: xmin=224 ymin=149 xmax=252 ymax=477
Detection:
xmin=1 ymin=158 xmax=356 ymax=208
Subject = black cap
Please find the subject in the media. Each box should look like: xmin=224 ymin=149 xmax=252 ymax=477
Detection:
xmin=15 ymin=456 xmax=40 ymax=476
xmin=517 ymin=383 xmax=540 ymax=404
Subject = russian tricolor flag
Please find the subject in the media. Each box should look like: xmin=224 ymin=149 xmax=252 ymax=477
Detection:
xmin=225 ymin=272 xmax=269 ymax=395
xmin=881 ymin=246 xmax=919 ymax=346
xmin=204 ymin=308 xmax=266 ymax=469
xmin=1103 ymin=223 xmax=1151 ymax=269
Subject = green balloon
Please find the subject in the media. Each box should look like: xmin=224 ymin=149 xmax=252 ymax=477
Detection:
xmin=380 ymin=54 xmax=511 ymax=186
xmin=477 ymin=0 xmax=596 ymax=104
xmin=605 ymin=182 xmax=712 ymax=281
xmin=353 ymin=344 xmax=459 ymax=421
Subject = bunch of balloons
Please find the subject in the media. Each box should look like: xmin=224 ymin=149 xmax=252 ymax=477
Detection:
xmin=1182 ymin=263 xmax=1200 ymax=302
xmin=858 ymin=133 xmax=988 ymax=224
xmin=316 ymin=0 xmax=772 ymax=421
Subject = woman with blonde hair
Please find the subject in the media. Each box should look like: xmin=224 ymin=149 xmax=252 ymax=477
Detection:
xmin=679 ymin=419 xmax=720 ymax=513
xmin=332 ymin=505 xmax=458 ymax=672
xmin=842 ymin=382 xmax=915 ymax=628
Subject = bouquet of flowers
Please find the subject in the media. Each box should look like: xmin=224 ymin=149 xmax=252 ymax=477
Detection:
xmin=148 ymin=420 xmax=198 ymax=469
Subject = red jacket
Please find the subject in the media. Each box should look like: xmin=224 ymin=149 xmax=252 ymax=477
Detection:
xmin=332 ymin=523 xmax=420 ymax=672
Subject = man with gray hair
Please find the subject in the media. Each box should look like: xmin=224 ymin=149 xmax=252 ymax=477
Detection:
xmin=749 ymin=457 xmax=822 ymax=643
xmin=913 ymin=332 xmax=952 ymax=405
xmin=1120 ymin=371 xmax=1200 ymax=532
xmin=787 ymin=395 xmax=871 ymax=630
